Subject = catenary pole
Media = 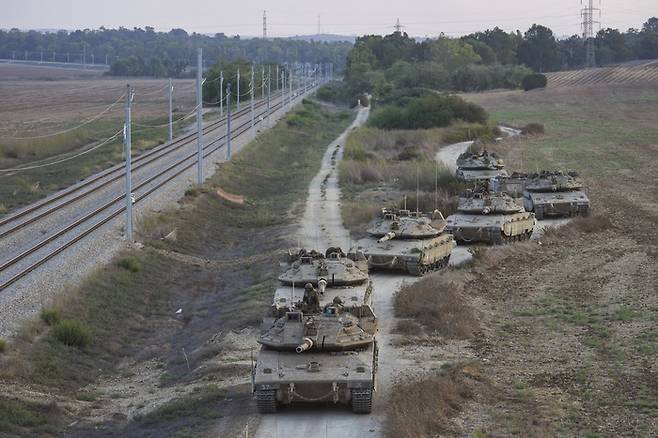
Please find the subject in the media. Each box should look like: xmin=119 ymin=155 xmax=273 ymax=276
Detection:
xmin=250 ymin=65 xmax=255 ymax=130
xmin=196 ymin=48 xmax=203 ymax=184
xmin=237 ymin=67 xmax=241 ymax=111
xmin=220 ymin=71 xmax=224 ymax=117
xmin=124 ymin=84 xmax=133 ymax=241
xmin=168 ymin=78 xmax=173 ymax=142
xmin=226 ymin=82 xmax=232 ymax=160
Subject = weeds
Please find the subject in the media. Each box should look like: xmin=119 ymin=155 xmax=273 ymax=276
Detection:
xmin=393 ymin=275 xmax=479 ymax=339
xmin=51 ymin=320 xmax=91 ymax=348
xmin=40 ymin=309 xmax=61 ymax=326
xmin=385 ymin=362 xmax=483 ymax=437
xmin=117 ymin=255 xmax=142 ymax=273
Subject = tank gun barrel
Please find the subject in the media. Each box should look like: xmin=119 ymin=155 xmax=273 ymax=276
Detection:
xmin=378 ymin=232 xmax=396 ymax=243
xmin=296 ymin=337 xmax=314 ymax=353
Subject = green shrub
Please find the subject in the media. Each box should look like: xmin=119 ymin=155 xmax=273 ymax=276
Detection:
xmin=0 ymin=339 xmax=6 ymax=354
xmin=522 ymin=73 xmax=548 ymax=91
xmin=40 ymin=309 xmax=61 ymax=326
xmin=369 ymin=94 xmax=488 ymax=130
xmin=117 ymin=255 xmax=142 ymax=273
xmin=444 ymin=123 xmax=501 ymax=144
xmin=52 ymin=320 xmax=91 ymax=348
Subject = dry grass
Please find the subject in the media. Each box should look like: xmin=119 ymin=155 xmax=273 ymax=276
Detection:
xmin=393 ymin=273 xmax=479 ymax=339
xmin=341 ymin=201 xmax=381 ymax=236
xmin=386 ymin=362 xmax=486 ymax=438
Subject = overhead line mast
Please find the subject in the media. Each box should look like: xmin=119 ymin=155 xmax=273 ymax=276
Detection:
xmin=581 ymin=0 xmax=601 ymax=68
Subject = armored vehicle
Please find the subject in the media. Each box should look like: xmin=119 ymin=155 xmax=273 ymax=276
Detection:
xmin=522 ymin=171 xmax=590 ymax=220
xmin=456 ymin=150 xmax=509 ymax=181
xmin=253 ymin=248 xmax=377 ymax=414
xmin=353 ymin=208 xmax=456 ymax=276
xmin=446 ymin=191 xmax=535 ymax=244
xmin=489 ymin=172 xmax=529 ymax=199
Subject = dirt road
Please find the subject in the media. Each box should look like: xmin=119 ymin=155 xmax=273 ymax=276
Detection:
xmin=255 ymin=106 xmax=424 ymax=438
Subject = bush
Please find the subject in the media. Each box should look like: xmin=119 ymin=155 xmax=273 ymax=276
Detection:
xmin=0 ymin=339 xmax=6 ymax=354
xmin=522 ymin=73 xmax=548 ymax=91
xmin=117 ymin=255 xmax=142 ymax=273
xmin=444 ymin=123 xmax=501 ymax=144
xmin=52 ymin=320 xmax=91 ymax=348
xmin=40 ymin=309 xmax=61 ymax=326
xmin=521 ymin=123 xmax=545 ymax=135
xmin=369 ymin=94 xmax=488 ymax=130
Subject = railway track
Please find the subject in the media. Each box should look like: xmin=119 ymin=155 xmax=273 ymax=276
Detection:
xmin=0 ymin=84 xmax=318 ymax=290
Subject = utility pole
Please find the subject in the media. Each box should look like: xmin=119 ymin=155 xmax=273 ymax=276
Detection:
xmin=250 ymin=65 xmax=255 ymax=130
xmin=124 ymin=84 xmax=134 ymax=242
xmin=105 ymin=54 xmax=108 ymax=65
xmin=282 ymin=68 xmax=286 ymax=109
xmin=40 ymin=51 xmax=43 ymax=64
xmin=168 ymin=78 xmax=173 ymax=142
xmin=267 ymin=66 xmax=271 ymax=126
xmin=289 ymin=64 xmax=293 ymax=103
xmin=261 ymin=66 xmax=265 ymax=99
xmin=220 ymin=71 xmax=224 ymax=117
xmin=581 ymin=0 xmax=600 ymax=68
xmin=196 ymin=48 xmax=204 ymax=184
xmin=276 ymin=65 xmax=279 ymax=92
xmin=237 ymin=67 xmax=241 ymax=111
xmin=226 ymin=82 xmax=232 ymax=160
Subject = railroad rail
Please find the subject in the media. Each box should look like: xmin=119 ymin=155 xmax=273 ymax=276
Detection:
xmin=0 ymin=84 xmax=318 ymax=290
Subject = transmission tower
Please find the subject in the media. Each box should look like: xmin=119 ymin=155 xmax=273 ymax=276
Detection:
xmin=263 ymin=10 xmax=267 ymax=39
xmin=394 ymin=18 xmax=403 ymax=34
xmin=581 ymin=0 xmax=600 ymax=68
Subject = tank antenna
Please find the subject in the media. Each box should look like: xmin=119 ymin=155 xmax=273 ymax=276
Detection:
xmin=434 ymin=161 xmax=438 ymax=211
xmin=416 ymin=165 xmax=420 ymax=213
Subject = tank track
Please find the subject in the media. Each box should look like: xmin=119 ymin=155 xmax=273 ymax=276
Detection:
xmin=407 ymin=255 xmax=451 ymax=276
xmin=256 ymin=389 xmax=277 ymax=414
xmin=351 ymin=388 xmax=373 ymax=414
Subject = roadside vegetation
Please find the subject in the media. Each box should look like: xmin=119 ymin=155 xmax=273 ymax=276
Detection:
xmin=383 ymin=83 xmax=658 ymax=436
xmin=0 ymin=99 xmax=354 ymax=435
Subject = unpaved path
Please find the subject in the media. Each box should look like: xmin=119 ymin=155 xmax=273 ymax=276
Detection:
xmin=255 ymin=106 xmax=427 ymax=438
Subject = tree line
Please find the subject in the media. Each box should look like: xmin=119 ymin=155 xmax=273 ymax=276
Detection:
xmin=0 ymin=27 xmax=353 ymax=78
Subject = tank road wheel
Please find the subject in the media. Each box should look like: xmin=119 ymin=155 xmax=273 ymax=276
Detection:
xmin=407 ymin=263 xmax=421 ymax=276
xmin=351 ymin=388 xmax=373 ymax=414
xmin=535 ymin=206 xmax=544 ymax=220
xmin=256 ymin=389 xmax=277 ymax=414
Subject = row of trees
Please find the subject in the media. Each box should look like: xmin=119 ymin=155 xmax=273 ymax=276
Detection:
xmin=465 ymin=17 xmax=658 ymax=72
xmin=342 ymin=17 xmax=657 ymax=98
xmin=0 ymin=27 xmax=353 ymax=77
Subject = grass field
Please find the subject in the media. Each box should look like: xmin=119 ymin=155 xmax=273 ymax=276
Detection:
xmin=386 ymin=83 xmax=658 ymax=437
xmin=0 ymin=99 xmax=354 ymax=436
xmin=0 ymin=77 xmax=196 ymax=212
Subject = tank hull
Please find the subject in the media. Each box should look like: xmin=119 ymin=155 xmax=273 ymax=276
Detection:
xmin=253 ymin=343 xmax=377 ymax=414
xmin=361 ymin=235 xmax=456 ymax=276
xmin=456 ymin=168 xmax=509 ymax=182
xmin=446 ymin=212 xmax=536 ymax=244
xmin=523 ymin=191 xmax=590 ymax=219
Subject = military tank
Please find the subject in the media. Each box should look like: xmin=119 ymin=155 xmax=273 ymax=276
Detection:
xmin=446 ymin=190 xmax=536 ymax=244
xmin=489 ymin=172 xmax=529 ymax=199
xmin=352 ymin=208 xmax=456 ymax=276
xmin=522 ymin=171 xmax=590 ymax=220
xmin=456 ymin=149 xmax=509 ymax=181
xmin=253 ymin=247 xmax=377 ymax=414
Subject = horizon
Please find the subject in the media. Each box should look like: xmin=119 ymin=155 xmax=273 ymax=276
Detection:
xmin=3 ymin=0 xmax=656 ymax=39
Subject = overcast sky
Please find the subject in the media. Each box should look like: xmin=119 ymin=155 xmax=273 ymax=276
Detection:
xmin=3 ymin=0 xmax=656 ymax=38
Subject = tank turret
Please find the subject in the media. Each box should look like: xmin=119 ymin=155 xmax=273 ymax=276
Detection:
xmin=353 ymin=207 xmax=456 ymax=276
xmin=522 ymin=171 xmax=590 ymax=219
xmin=278 ymin=247 xmax=368 ymax=287
xmin=456 ymin=150 xmax=505 ymax=170
xmin=446 ymin=190 xmax=536 ymax=244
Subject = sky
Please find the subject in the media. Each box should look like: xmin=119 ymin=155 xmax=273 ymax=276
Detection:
xmin=2 ymin=0 xmax=656 ymax=38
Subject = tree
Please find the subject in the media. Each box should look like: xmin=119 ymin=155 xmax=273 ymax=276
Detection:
xmin=428 ymin=37 xmax=481 ymax=71
xmin=517 ymin=25 xmax=560 ymax=72
xmin=596 ymin=28 xmax=631 ymax=64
